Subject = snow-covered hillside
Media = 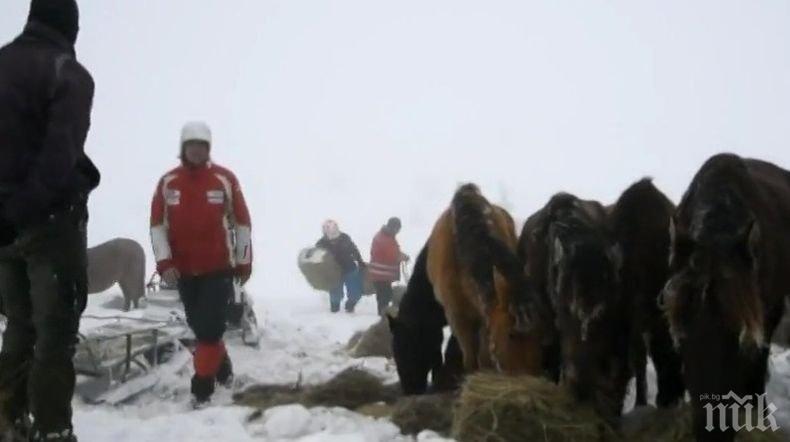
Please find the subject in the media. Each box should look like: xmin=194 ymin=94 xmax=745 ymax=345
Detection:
xmin=65 ymin=284 xmax=790 ymax=442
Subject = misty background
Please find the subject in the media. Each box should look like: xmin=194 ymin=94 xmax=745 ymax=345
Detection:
xmin=1 ymin=1 xmax=789 ymax=300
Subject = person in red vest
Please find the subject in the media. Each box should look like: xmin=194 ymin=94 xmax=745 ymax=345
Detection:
xmin=368 ymin=217 xmax=409 ymax=314
xmin=149 ymin=121 xmax=253 ymax=407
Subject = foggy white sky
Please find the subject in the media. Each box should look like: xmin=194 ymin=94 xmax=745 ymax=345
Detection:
xmin=2 ymin=1 xmax=789 ymax=297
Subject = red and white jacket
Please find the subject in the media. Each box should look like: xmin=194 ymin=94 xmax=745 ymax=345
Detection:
xmin=150 ymin=162 xmax=252 ymax=277
xmin=369 ymin=229 xmax=402 ymax=283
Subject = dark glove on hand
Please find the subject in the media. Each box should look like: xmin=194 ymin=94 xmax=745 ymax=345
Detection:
xmin=236 ymin=265 xmax=252 ymax=285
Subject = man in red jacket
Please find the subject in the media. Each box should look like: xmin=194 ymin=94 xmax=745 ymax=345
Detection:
xmin=150 ymin=122 xmax=253 ymax=406
xmin=369 ymin=217 xmax=409 ymax=315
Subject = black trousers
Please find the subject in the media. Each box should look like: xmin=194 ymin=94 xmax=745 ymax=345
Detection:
xmin=0 ymin=206 xmax=88 ymax=434
xmin=178 ymin=272 xmax=234 ymax=343
xmin=178 ymin=273 xmax=235 ymax=401
xmin=373 ymin=281 xmax=394 ymax=315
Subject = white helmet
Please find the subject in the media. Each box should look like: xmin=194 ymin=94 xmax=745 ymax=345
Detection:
xmin=322 ymin=219 xmax=341 ymax=240
xmin=181 ymin=121 xmax=212 ymax=145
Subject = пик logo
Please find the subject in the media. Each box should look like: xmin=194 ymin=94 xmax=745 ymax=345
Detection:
xmin=703 ymin=392 xmax=779 ymax=433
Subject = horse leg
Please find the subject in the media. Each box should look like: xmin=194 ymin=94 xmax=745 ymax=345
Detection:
xmin=447 ymin=315 xmax=481 ymax=373
xmin=119 ymin=264 xmax=145 ymax=311
xmin=650 ymin=319 xmax=685 ymax=408
xmin=430 ymin=333 xmax=463 ymax=392
xmin=442 ymin=335 xmax=464 ymax=389
xmin=477 ymin=324 xmax=495 ymax=370
xmin=632 ymin=331 xmax=648 ymax=407
xmin=119 ymin=278 xmax=134 ymax=312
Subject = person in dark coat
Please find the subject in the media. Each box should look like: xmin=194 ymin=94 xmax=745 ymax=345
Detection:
xmin=316 ymin=220 xmax=365 ymax=313
xmin=0 ymin=1 xmax=99 ymax=441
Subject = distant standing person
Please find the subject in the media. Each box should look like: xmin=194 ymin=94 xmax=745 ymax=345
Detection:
xmin=316 ymin=220 xmax=365 ymax=313
xmin=150 ymin=122 xmax=253 ymax=407
xmin=369 ymin=217 xmax=409 ymax=314
xmin=0 ymin=1 xmax=100 ymax=441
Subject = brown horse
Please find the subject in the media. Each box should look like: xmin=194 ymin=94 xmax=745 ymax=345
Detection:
xmin=426 ymin=184 xmax=545 ymax=374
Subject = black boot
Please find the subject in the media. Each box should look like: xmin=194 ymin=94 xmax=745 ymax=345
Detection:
xmin=216 ymin=354 xmax=234 ymax=388
xmin=0 ymin=415 xmax=30 ymax=442
xmin=0 ymin=356 xmax=31 ymax=442
xmin=29 ymin=426 xmax=77 ymax=442
xmin=191 ymin=375 xmax=215 ymax=407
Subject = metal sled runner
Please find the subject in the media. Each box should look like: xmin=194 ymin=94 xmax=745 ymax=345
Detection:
xmin=74 ymin=273 xmax=262 ymax=404
xmin=74 ymin=314 xmax=191 ymax=405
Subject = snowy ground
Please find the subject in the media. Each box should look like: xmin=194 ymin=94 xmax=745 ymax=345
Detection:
xmin=72 ymin=287 xmax=453 ymax=442
xmin=3 ymin=285 xmax=787 ymax=441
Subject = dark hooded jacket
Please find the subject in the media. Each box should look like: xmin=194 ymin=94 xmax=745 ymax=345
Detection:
xmin=0 ymin=16 xmax=99 ymax=232
xmin=316 ymin=233 xmax=364 ymax=274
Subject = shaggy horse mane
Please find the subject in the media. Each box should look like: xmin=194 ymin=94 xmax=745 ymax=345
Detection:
xmin=451 ymin=184 xmax=528 ymax=316
xmin=667 ymin=154 xmax=766 ymax=349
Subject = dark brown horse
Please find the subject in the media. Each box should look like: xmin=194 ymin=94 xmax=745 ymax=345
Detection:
xmin=608 ymin=179 xmax=685 ymax=408
xmin=664 ymin=154 xmax=790 ymax=441
xmin=519 ymin=184 xmax=684 ymax=423
xmin=518 ymin=193 xmax=608 ymax=384
xmin=522 ymin=193 xmax=631 ymax=421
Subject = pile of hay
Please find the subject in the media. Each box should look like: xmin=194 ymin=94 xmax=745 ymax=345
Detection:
xmin=236 ymin=365 xmax=457 ymax=437
xmin=452 ymin=373 xmax=617 ymax=442
xmin=451 ymin=374 xmax=787 ymax=442
xmin=622 ymin=405 xmax=692 ymax=442
xmin=355 ymin=392 xmax=457 ymax=436
xmin=298 ymin=247 xmax=342 ymax=292
xmin=623 ymin=405 xmax=787 ymax=442
xmin=234 ymin=368 xmax=400 ymax=412
xmin=391 ymin=392 xmax=457 ymax=436
xmin=347 ymin=317 xmax=393 ymax=358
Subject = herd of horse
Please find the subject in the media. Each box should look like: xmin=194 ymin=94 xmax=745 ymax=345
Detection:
xmin=387 ymin=153 xmax=790 ymax=442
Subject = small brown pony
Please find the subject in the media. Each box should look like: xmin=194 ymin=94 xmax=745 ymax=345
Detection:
xmin=426 ymin=184 xmax=545 ymax=374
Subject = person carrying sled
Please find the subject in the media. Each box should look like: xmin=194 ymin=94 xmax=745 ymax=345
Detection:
xmin=0 ymin=1 xmax=100 ymax=440
xmin=150 ymin=122 xmax=253 ymax=406
xmin=369 ymin=217 xmax=409 ymax=315
xmin=316 ymin=220 xmax=365 ymax=313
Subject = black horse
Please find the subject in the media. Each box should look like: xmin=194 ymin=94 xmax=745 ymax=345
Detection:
xmin=387 ymin=245 xmax=462 ymax=395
